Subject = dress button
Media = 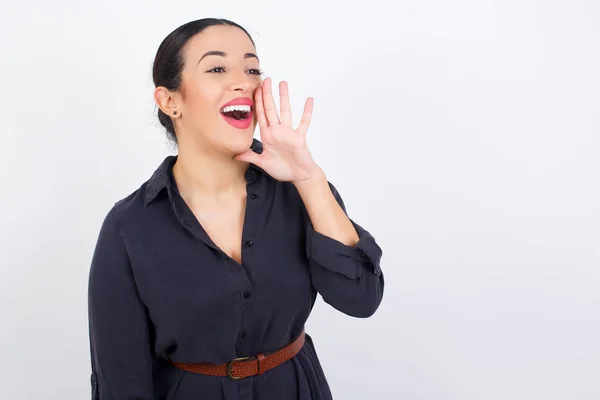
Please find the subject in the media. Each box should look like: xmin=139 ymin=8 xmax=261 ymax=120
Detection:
xmin=249 ymin=193 xmax=259 ymax=200
xmin=240 ymin=331 xmax=247 ymax=339
xmin=246 ymin=169 xmax=258 ymax=183
xmin=242 ymin=290 xmax=251 ymax=299
xmin=245 ymin=240 xmax=254 ymax=248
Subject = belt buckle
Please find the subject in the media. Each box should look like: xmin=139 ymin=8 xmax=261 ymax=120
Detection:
xmin=227 ymin=356 xmax=250 ymax=380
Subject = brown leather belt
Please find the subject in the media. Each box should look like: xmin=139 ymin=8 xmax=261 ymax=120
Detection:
xmin=166 ymin=330 xmax=305 ymax=380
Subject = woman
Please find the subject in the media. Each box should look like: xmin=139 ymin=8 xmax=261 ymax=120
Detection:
xmin=88 ymin=18 xmax=384 ymax=400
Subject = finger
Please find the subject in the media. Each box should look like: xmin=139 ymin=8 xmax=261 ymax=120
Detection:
xmin=255 ymin=85 xmax=274 ymax=142
xmin=262 ymin=77 xmax=280 ymax=126
xmin=254 ymin=85 xmax=268 ymax=131
xmin=296 ymin=97 xmax=314 ymax=135
xmin=279 ymin=81 xmax=292 ymax=127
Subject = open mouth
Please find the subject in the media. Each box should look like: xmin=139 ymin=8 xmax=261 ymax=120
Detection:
xmin=220 ymin=105 xmax=252 ymax=121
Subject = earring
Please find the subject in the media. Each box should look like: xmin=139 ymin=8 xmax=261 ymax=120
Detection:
xmin=173 ymin=110 xmax=178 ymax=115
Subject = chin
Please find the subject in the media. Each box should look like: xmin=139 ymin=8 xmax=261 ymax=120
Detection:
xmin=226 ymin=129 xmax=255 ymax=152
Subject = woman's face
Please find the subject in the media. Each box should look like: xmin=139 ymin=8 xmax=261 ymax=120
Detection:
xmin=176 ymin=25 xmax=263 ymax=153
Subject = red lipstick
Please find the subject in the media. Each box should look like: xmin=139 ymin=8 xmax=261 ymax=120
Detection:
xmin=221 ymin=97 xmax=254 ymax=109
xmin=220 ymin=97 xmax=254 ymax=130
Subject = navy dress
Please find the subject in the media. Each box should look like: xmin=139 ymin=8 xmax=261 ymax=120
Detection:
xmin=88 ymin=139 xmax=384 ymax=399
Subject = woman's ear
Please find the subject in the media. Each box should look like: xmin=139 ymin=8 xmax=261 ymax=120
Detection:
xmin=154 ymin=86 xmax=179 ymax=118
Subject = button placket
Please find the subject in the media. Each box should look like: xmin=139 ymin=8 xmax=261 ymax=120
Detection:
xmin=237 ymin=166 xmax=261 ymax=352
xmin=242 ymin=167 xmax=259 ymax=265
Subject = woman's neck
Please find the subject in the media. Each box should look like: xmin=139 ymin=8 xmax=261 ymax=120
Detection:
xmin=172 ymin=144 xmax=249 ymax=205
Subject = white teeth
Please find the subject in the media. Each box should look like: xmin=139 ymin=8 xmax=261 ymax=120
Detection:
xmin=221 ymin=105 xmax=251 ymax=113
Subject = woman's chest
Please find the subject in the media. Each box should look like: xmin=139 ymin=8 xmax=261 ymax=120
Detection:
xmin=186 ymin=195 xmax=247 ymax=265
xmin=124 ymin=208 xmax=314 ymax=315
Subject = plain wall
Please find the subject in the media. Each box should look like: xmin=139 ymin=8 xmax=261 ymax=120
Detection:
xmin=0 ymin=0 xmax=598 ymax=398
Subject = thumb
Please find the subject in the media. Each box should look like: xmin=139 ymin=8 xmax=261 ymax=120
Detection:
xmin=234 ymin=149 xmax=261 ymax=165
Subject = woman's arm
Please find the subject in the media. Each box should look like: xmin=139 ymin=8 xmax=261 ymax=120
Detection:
xmin=88 ymin=205 xmax=154 ymax=399
xmin=295 ymin=177 xmax=385 ymax=318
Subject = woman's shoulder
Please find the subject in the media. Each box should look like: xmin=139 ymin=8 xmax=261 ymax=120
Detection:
xmin=103 ymin=155 xmax=176 ymax=225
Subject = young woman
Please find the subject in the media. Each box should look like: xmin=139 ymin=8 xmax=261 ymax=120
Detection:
xmin=88 ymin=17 xmax=384 ymax=400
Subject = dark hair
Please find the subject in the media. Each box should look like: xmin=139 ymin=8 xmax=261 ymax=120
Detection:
xmin=152 ymin=18 xmax=255 ymax=145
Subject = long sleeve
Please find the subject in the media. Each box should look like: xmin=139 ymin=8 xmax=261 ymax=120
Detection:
xmin=305 ymin=182 xmax=384 ymax=318
xmin=88 ymin=205 xmax=154 ymax=400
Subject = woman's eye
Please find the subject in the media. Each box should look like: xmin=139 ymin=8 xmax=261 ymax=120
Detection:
xmin=207 ymin=67 xmax=263 ymax=75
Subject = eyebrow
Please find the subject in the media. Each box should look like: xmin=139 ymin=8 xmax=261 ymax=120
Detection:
xmin=197 ymin=51 xmax=259 ymax=65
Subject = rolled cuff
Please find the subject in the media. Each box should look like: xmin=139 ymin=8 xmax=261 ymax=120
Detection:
xmin=306 ymin=219 xmax=383 ymax=279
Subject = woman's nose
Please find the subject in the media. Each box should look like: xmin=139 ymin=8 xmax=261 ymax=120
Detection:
xmin=229 ymin=71 xmax=255 ymax=92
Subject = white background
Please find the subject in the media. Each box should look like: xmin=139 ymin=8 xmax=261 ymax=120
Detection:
xmin=1 ymin=0 xmax=599 ymax=399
